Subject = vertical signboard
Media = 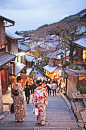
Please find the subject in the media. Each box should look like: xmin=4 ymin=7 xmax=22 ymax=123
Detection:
xmin=10 ymin=62 xmax=15 ymax=75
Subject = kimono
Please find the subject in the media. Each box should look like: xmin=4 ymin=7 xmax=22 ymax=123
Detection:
xmin=11 ymin=83 xmax=25 ymax=122
xmin=33 ymin=86 xmax=48 ymax=125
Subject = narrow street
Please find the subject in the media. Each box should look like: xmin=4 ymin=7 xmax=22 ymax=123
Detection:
xmin=0 ymin=92 xmax=81 ymax=130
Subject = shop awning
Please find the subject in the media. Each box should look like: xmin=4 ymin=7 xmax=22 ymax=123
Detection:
xmin=15 ymin=62 xmax=26 ymax=76
xmin=0 ymin=51 xmax=16 ymax=68
xmin=55 ymin=67 xmax=65 ymax=77
xmin=43 ymin=65 xmax=58 ymax=73
xmin=20 ymin=68 xmax=32 ymax=77
xmin=26 ymin=68 xmax=32 ymax=76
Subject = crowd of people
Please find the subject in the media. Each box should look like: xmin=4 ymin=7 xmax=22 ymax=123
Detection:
xmin=24 ymin=77 xmax=65 ymax=99
xmin=11 ymin=75 xmax=65 ymax=125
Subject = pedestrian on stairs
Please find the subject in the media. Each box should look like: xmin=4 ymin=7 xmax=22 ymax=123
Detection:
xmin=25 ymin=82 xmax=30 ymax=104
xmin=32 ymin=80 xmax=48 ymax=126
xmin=11 ymin=76 xmax=25 ymax=122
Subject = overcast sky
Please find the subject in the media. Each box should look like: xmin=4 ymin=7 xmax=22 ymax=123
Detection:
xmin=0 ymin=0 xmax=86 ymax=33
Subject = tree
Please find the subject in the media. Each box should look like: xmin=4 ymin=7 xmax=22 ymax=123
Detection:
xmin=55 ymin=22 xmax=83 ymax=64
xmin=34 ymin=47 xmax=39 ymax=59
xmin=15 ymin=31 xmax=19 ymax=35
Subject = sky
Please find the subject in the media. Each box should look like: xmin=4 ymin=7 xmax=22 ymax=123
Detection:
xmin=0 ymin=0 xmax=86 ymax=33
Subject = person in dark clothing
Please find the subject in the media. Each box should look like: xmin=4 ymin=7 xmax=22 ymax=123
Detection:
xmin=25 ymin=82 xmax=30 ymax=104
xmin=46 ymin=79 xmax=51 ymax=96
xmin=30 ymin=79 xmax=37 ymax=94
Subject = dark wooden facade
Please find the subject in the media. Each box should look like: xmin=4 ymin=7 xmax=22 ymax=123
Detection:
xmin=0 ymin=16 xmax=15 ymax=94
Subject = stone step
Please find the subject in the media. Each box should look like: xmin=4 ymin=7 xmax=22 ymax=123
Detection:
xmin=34 ymin=127 xmax=81 ymax=130
xmin=0 ymin=127 xmax=81 ymax=130
xmin=0 ymin=121 xmax=79 ymax=128
xmin=48 ymin=121 xmax=78 ymax=127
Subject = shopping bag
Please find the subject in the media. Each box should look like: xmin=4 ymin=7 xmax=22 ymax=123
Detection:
xmin=9 ymin=103 xmax=14 ymax=114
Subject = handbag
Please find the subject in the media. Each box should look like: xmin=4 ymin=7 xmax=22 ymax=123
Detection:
xmin=9 ymin=103 xmax=14 ymax=114
xmin=12 ymin=88 xmax=19 ymax=96
xmin=33 ymin=107 xmax=39 ymax=115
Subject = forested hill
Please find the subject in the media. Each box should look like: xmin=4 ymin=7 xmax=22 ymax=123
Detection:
xmin=62 ymin=9 xmax=86 ymax=22
xmin=31 ymin=9 xmax=86 ymax=39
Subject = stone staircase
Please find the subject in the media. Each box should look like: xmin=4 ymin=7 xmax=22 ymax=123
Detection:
xmin=0 ymin=93 xmax=81 ymax=130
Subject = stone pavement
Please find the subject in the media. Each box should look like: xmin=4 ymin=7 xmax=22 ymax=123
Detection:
xmin=0 ymin=93 xmax=81 ymax=130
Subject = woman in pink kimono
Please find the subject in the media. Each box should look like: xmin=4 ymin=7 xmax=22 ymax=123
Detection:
xmin=33 ymin=80 xmax=48 ymax=125
xmin=11 ymin=76 xmax=25 ymax=122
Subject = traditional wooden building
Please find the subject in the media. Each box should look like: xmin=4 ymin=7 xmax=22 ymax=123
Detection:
xmin=0 ymin=15 xmax=15 ymax=114
xmin=73 ymin=34 xmax=86 ymax=69
xmin=65 ymin=66 xmax=86 ymax=99
xmin=5 ymin=31 xmax=26 ymax=88
xmin=65 ymin=33 xmax=86 ymax=99
xmin=18 ymin=42 xmax=36 ymax=75
xmin=46 ymin=48 xmax=70 ymax=66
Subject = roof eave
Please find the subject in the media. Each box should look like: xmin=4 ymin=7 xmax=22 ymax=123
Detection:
xmin=0 ymin=15 xmax=15 ymax=27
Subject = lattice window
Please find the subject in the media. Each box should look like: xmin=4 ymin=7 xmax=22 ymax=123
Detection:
xmin=73 ymin=77 xmax=77 ymax=84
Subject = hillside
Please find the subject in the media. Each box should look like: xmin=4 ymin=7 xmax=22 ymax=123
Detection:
xmin=62 ymin=9 xmax=86 ymax=22
xmin=31 ymin=9 xmax=86 ymax=39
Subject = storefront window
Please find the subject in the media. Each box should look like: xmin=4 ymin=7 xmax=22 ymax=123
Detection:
xmin=83 ymin=50 xmax=86 ymax=62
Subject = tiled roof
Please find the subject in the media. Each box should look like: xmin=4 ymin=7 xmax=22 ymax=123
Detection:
xmin=15 ymin=62 xmax=26 ymax=76
xmin=73 ymin=35 xmax=86 ymax=49
xmin=5 ymin=30 xmax=24 ymax=40
xmin=43 ymin=65 xmax=58 ymax=73
xmin=0 ymin=15 xmax=15 ymax=25
xmin=21 ymin=40 xmax=31 ymax=45
xmin=18 ymin=43 xmax=30 ymax=52
xmin=46 ymin=49 xmax=64 ymax=58
xmin=25 ymin=54 xmax=36 ymax=62
xmin=0 ymin=51 xmax=16 ymax=67
xmin=53 ymin=54 xmax=62 ymax=60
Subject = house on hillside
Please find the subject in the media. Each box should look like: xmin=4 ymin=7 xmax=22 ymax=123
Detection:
xmin=0 ymin=16 xmax=16 ymax=114
xmin=46 ymin=48 xmax=70 ymax=66
xmin=80 ymin=12 xmax=86 ymax=22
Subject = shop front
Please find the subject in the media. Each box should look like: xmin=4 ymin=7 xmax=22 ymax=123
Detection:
xmin=43 ymin=64 xmax=67 ymax=93
xmin=9 ymin=62 xmax=26 ymax=89
xmin=0 ymin=51 xmax=16 ymax=93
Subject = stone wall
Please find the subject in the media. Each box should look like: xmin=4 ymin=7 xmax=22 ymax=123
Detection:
xmin=0 ymin=71 xmax=3 ymax=114
xmin=67 ymin=79 xmax=78 ymax=99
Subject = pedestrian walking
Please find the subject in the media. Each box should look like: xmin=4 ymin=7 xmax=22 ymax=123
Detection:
xmin=52 ymin=81 xmax=57 ymax=96
xmin=42 ymin=80 xmax=47 ymax=92
xmin=31 ymin=78 xmax=37 ymax=94
xmin=46 ymin=79 xmax=51 ymax=96
xmin=32 ymin=80 xmax=48 ymax=125
xmin=11 ymin=76 xmax=25 ymax=122
xmin=25 ymin=82 xmax=30 ymax=104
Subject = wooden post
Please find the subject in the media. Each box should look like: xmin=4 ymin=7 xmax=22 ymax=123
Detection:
xmin=0 ymin=71 xmax=3 ymax=114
